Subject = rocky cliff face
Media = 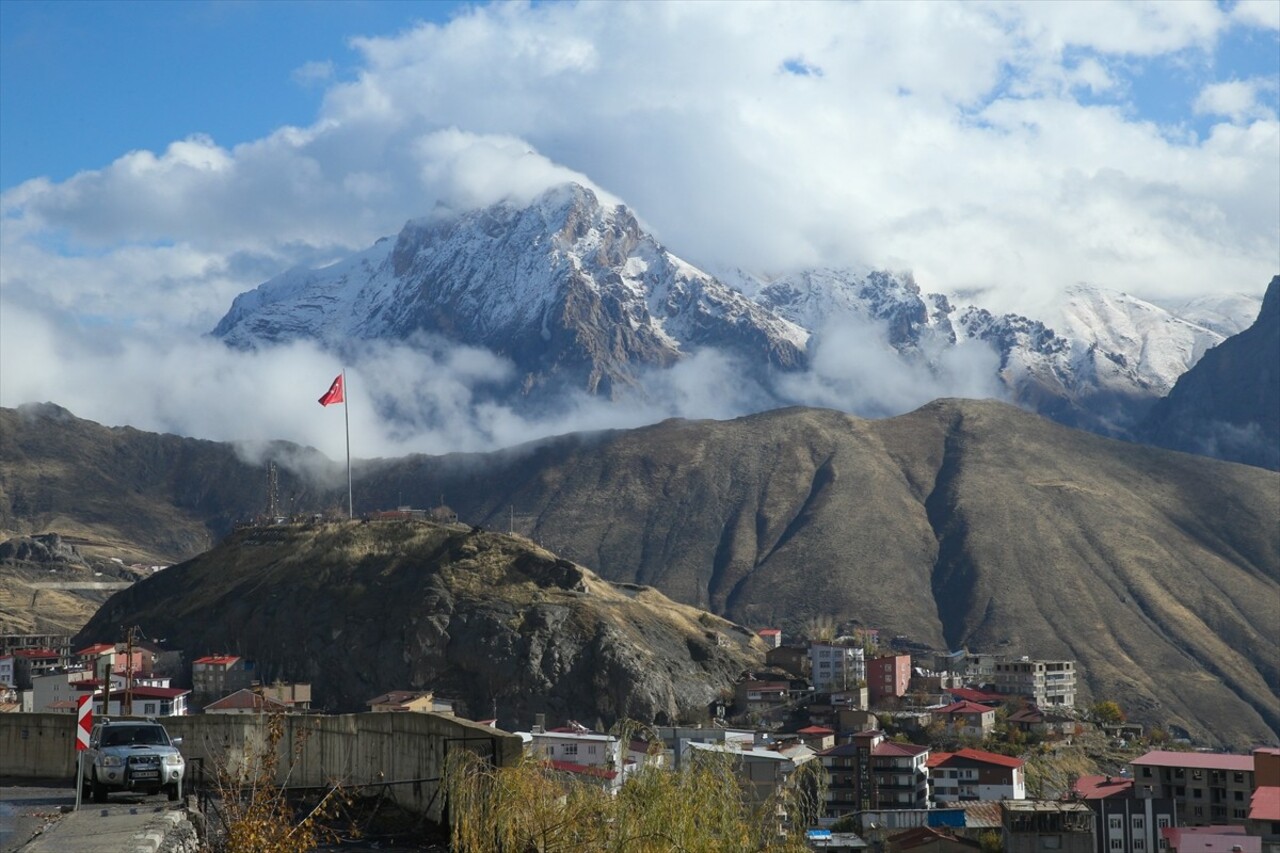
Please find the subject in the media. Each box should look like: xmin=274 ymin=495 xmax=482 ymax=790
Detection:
xmin=214 ymin=184 xmax=808 ymax=398
xmin=78 ymin=522 xmax=764 ymax=729
xmin=1140 ymin=275 xmax=1280 ymax=469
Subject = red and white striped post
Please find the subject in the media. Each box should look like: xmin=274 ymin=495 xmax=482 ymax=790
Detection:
xmin=74 ymin=694 xmax=92 ymax=810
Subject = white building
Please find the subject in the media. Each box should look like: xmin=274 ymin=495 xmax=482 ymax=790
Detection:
xmin=929 ymin=749 xmax=1026 ymax=804
xmin=31 ymin=670 xmax=186 ymax=716
xmin=0 ymin=655 xmax=14 ymax=688
xmin=809 ymin=643 xmax=865 ymax=692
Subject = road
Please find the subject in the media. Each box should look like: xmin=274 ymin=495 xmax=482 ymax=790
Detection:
xmin=0 ymin=780 xmax=178 ymax=853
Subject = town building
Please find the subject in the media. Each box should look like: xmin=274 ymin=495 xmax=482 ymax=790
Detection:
xmin=810 ymin=643 xmax=866 ymax=692
xmin=1160 ymin=826 xmax=1260 ymax=853
xmin=12 ymin=648 xmax=61 ymax=688
xmin=1131 ymin=751 xmax=1255 ymax=827
xmin=366 ymin=690 xmax=456 ymax=714
xmin=930 ymin=749 xmax=1026 ymax=803
xmin=867 ymin=655 xmax=912 ymax=705
xmin=204 ymin=688 xmax=291 ymax=715
xmin=191 ymin=655 xmax=254 ymax=705
xmin=1246 ymin=747 xmax=1280 ymax=848
xmin=884 ymin=827 xmax=982 ymax=852
xmin=1073 ymin=774 xmax=1178 ymax=853
xmin=766 ymin=644 xmax=810 ymax=678
xmin=735 ymin=678 xmax=791 ymax=719
xmin=758 ymin=628 xmax=783 ymax=649
xmin=1002 ymin=800 xmax=1095 ymax=853
xmin=0 ymin=655 xmax=14 ymax=689
xmin=935 ymin=701 xmax=997 ymax=739
xmin=819 ymin=730 xmax=930 ymax=820
xmin=260 ymin=682 xmax=312 ymax=711
xmin=993 ymin=658 xmax=1077 ymax=707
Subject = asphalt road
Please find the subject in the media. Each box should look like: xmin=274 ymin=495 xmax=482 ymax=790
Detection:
xmin=0 ymin=780 xmax=177 ymax=852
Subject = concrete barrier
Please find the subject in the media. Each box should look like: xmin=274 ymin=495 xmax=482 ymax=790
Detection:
xmin=0 ymin=712 xmax=522 ymax=824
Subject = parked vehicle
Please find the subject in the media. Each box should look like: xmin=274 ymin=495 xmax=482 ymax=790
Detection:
xmin=79 ymin=718 xmax=185 ymax=802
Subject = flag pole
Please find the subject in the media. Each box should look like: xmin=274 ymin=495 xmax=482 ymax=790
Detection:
xmin=343 ymin=369 xmax=352 ymax=519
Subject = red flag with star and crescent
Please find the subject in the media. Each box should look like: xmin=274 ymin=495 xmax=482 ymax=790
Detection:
xmin=318 ymin=374 xmax=344 ymax=406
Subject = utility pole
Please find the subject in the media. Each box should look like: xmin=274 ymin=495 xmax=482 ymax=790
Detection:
xmin=123 ymin=625 xmax=138 ymax=716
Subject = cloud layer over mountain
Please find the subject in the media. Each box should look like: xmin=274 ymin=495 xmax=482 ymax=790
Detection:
xmin=2 ymin=1 xmax=1276 ymax=454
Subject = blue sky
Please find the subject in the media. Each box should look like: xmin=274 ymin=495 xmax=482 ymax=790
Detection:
xmin=0 ymin=1 xmax=466 ymax=185
xmin=0 ymin=0 xmax=1276 ymax=452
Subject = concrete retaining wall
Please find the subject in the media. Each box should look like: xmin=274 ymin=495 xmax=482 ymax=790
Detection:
xmin=0 ymin=712 xmax=522 ymax=824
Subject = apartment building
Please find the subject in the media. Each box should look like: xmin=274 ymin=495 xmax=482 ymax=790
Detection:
xmin=1073 ymin=774 xmax=1178 ymax=853
xmin=810 ymin=643 xmax=866 ymax=692
xmin=819 ymin=730 xmax=930 ymax=820
xmin=867 ymin=654 xmax=912 ymax=705
xmin=993 ymin=658 xmax=1077 ymax=707
xmin=1131 ymin=750 xmax=1254 ymax=827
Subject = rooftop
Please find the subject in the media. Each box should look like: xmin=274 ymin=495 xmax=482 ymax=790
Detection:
xmin=873 ymin=741 xmax=929 ymax=758
xmin=1161 ymin=827 xmax=1259 ymax=853
xmin=939 ymin=748 xmax=1025 ymax=769
xmin=75 ymin=643 xmax=116 ymax=656
xmin=1249 ymin=786 xmax=1280 ymax=822
xmin=192 ymin=655 xmax=240 ymax=666
xmin=204 ymin=688 xmax=289 ymax=712
xmin=1132 ymin=750 xmax=1254 ymax=772
xmin=938 ymin=700 xmax=995 ymax=715
xmin=1073 ymin=774 xmax=1135 ymax=799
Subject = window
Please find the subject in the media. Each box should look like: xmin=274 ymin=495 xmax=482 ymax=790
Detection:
xmin=1143 ymin=767 xmax=1153 ymax=778
xmin=561 ymin=743 xmax=578 ymax=757
xmin=1132 ymin=817 xmax=1144 ymax=830
xmin=1134 ymin=841 xmax=1145 ymax=851
xmin=1192 ymin=770 xmax=1203 ymax=780
xmin=1111 ymin=840 xmax=1124 ymax=850
xmin=1234 ymin=772 xmax=1245 ymax=783
xmin=588 ymin=745 xmax=597 ymax=755
xmin=1234 ymin=791 xmax=1244 ymax=801
xmin=1109 ymin=817 xmax=1123 ymax=829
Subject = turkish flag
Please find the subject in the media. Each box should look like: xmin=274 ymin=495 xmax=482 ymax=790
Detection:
xmin=318 ymin=374 xmax=344 ymax=406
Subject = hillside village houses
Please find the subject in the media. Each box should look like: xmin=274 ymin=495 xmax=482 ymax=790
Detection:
xmin=8 ymin=622 xmax=1280 ymax=852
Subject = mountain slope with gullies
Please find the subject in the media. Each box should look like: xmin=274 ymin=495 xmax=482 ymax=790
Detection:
xmin=6 ymin=401 xmax=1277 ymax=745
xmin=77 ymin=521 xmax=765 ymax=728
xmin=364 ymin=399 xmax=1279 ymax=747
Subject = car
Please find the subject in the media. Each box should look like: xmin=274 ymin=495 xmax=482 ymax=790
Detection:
xmin=80 ymin=718 xmax=185 ymax=803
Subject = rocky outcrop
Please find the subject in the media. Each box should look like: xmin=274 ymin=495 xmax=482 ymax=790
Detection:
xmin=1140 ymin=275 xmax=1279 ymax=470
xmin=78 ymin=522 xmax=764 ymax=729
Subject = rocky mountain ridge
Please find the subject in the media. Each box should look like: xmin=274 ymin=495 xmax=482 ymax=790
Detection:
xmin=211 ymin=182 xmax=1264 ymax=443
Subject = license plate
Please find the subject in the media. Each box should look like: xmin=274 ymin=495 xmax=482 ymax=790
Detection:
xmin=132 ymin=771 xmax=158 ymax=779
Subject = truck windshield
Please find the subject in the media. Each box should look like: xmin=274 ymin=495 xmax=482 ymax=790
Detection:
xmin=101 ymin=726 xmax=169 ymax=747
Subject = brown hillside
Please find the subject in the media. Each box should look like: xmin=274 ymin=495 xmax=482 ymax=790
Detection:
xmin=4 ymin=399 xmax=1276 ymax=745
xmin=369 ymin=400 xmax=1279 ymax=747
xmin=78 ymin=521 xmax=764 ymax=728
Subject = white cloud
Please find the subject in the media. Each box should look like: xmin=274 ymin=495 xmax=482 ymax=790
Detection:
xmin=1194 ymin=77 xmax=1279 ymax=123
xmin=1 ymin=0 xmax=1277 ymax=453
xmin=1230 ymin=0 xmax=1280 ymax=31
xmin=292 ymin=59 xmax=335 ymax=87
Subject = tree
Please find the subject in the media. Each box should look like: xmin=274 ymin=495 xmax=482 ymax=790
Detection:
xmin=1093 ymin=700 xmax=1126 ymax=725
xmin=445 ymin=744 xmax=828 ymax=853
xmin=207 ymin=713 xmax=348 ymax=853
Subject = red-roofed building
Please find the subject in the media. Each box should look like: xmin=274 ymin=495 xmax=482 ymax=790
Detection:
xmin=735 ymin=678 xmax=790 ymax=718
xmin=1132 ymin=751 xmax=1256 ymax=828
xmin=935 ymin=701 xmax=996 ymax=739
xmin=757 ymin=628 xmax=782 ymax=649
xmin=796 ymin=725 xmax=836 ymax=751
xmin=818 ymin=731 xmax=931 ymax=820
xmin=885 ymin=826 xmax=981 ymax=852
xmin=1248 ymin=747 xmax=1280 ymax=843
xmin=13 ymin=648 xmax=61 ymax=684
xmin=1161 ymin=825 xmax=1260 ymax=853
xmin=930 ymin=749 xmax=1025 ymax=803
xmin=192 ymin=655 xmax=253 ymax=705
xmin=942 ymin=687 xmax=1005 ymax=706
xmin=1074 ymin=772 xmax=1179 ymax=853
xmin=204 ymin=688 xmax=290 ymax=715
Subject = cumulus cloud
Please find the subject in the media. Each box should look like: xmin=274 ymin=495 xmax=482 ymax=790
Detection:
xmin=1 ymin=0 xmax=1277 ymax=455
xmin=1194 ymin=77 xmax=1279 ymax=123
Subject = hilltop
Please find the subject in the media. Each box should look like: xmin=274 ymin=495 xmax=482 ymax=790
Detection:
xmin=78 ymin=520 xmax=764 ymax=728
